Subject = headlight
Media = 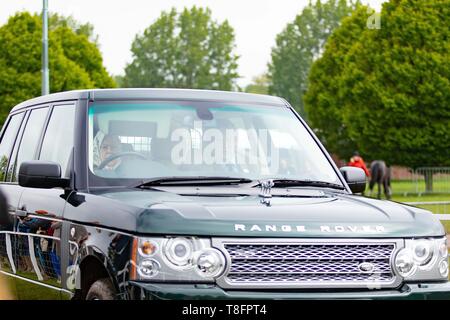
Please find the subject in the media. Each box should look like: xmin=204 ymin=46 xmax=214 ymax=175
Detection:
xmin=394 ymin=249 xmax=416 ymax=277
xmin=131 ymin=236 xmax=226 ymax=282
xmin=412 ymin=240 xmax=433 ymax=265
xmin=394 ymin=237 xmax=448 ymax=281
xmin=439 ymin=260 xmax=449 ymax=278
xmin=164 ymin=237 xmax=194 ymax=268
xmin=439 ymin=242 xmax=447 ymax=258
xmin=137 ymin=259 xmax=160 ymax=278
xmin=194 ymin=249 xmax=225 ymax=278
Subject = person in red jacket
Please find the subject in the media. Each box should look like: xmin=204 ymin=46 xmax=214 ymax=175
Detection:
xmin=348 ymin=151 xmax=370 ymax=177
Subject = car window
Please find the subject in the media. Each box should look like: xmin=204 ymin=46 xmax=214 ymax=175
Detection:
xmin=10 ymin=107 xmax=48 ymax=182
xmin=0 ymin=113 xmax=25 ymax=181
xmin=39 ymin=104 xmax=76 ymax=177
xmin=88 ymin=101 xmax=340 ymax=186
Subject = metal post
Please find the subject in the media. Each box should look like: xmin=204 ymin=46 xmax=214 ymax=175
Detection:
xmin=42 ymin=0 xmax=49 ymax=95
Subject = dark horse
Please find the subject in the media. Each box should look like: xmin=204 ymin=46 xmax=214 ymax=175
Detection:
xmin=369 ymin=160 xmax=392 ymax=199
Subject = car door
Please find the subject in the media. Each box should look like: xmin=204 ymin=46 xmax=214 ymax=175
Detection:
xmin=14 ymin=103 xmax=76 ymax=300
xmin=4 ymin=105 xmax=61 ymax=299
xmin=0 ymin=111 xmax=26 ymax=299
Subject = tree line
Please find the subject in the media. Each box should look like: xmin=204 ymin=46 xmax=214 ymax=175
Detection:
xmin=0 ymin=0 xmax=448 ymax=169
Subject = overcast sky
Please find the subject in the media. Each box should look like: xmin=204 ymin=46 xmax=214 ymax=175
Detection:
xmin=1 ymin=0 xmax=386 ymax=87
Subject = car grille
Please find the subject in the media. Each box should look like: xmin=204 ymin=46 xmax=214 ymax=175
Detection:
xmin=215 ymin=239 xmax=400 ymax=289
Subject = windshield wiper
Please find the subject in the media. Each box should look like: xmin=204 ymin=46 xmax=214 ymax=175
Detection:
xmin=132 ymin=176 xmax=253 ymax=188
xmin=255 ymin=179 xmax=345 ymax=190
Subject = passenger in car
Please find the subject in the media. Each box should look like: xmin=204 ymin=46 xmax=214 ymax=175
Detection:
xmin=93 ymin=131 xmax=123 ymax=170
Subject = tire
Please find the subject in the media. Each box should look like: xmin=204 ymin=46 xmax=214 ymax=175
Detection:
xmin=86 ymin=278 xmax=116 ymax=300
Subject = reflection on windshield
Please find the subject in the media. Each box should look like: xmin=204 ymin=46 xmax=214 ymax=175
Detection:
xmin=88 ymin=102 xmax=340 ymax=186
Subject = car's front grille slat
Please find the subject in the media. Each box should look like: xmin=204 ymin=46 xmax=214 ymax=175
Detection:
xmin=226 ymin=273 xmax=394 ymax=282
xmin=229 ymin=259 xmax=392 ymax=274
xmin=226 ymin=244 xmax=393 ymax=260
xmin=218 ymin=241 xmax=398 ymax=289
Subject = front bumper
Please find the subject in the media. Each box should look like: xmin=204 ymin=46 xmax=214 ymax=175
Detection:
xmin=129 ymin=281 xmax=450 ymax=300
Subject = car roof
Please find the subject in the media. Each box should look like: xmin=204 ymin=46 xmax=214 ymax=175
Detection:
xmin=10 ymin=88 xmax=287 ymax=113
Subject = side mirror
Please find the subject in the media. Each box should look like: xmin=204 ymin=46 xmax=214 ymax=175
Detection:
xmin=339 ymin=166 xmax=366 ymax=194
xmin=19 ymin=161 xmax=70 ymax=189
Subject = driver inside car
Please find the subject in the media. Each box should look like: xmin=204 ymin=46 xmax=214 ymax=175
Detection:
xmin=93 ymin=131 xmax=123 ymax=171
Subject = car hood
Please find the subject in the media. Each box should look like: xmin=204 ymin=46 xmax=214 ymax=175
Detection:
xmin=90 ymin=188 xmax=444 ymax=238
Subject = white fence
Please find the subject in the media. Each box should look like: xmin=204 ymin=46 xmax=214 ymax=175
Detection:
xmin=412 ymin=167 xmax=450 ymax=194
xmin=393 ymin=167 xmax=450 ymax=195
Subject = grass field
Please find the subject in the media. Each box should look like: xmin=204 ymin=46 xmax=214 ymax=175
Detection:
xmin=441 ymin=221 xmax=450 ymax=234
xmin=390 ymin=179 xmax=450 ymax=195
xmin=391 ymin=193 xmax=450 ymax=215
xmin=368 ymin=180 xmax=450 ymax=203
xmin=391 ymin=193 xmax=450 ymax=203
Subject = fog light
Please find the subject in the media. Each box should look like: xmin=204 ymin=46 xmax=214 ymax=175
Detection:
xmin=395 ymin=249 xmax=416 ymax=277
xmin=439 ymin=260 xmax=449 ymax=278
xmin=138 ymin=259 xmax=160 ymax=278
xmin=195 ymin=249 xmax=225 ymax=278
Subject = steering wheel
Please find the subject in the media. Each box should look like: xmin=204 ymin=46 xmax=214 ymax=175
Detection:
xmin=97 ymin=152 xmax=147 ymax=170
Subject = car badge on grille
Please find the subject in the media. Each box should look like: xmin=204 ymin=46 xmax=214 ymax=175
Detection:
xmin=234 ymin=249 xmax=257 ymax=258
xmin=358 ymin=262 xmax=375 ymax=273
xmin=258 ymin=179 xmax=274 ymax=206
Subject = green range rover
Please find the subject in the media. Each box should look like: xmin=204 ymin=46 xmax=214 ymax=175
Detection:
xmin=0 ymin=89 xmax=448 ymax=300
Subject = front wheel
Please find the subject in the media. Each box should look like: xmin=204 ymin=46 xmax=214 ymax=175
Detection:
xmin=86 ymin=278 xmax=116 ymax=300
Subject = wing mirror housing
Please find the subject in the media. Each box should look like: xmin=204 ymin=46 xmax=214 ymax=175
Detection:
xmin=18 ymin=161 xmax=70 ymax=189
xmin=339 ymin=166 xmax=366 ymax=194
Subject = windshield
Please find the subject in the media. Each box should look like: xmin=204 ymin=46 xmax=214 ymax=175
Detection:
xmin=88 ymin=101 xmax=341 ymax=186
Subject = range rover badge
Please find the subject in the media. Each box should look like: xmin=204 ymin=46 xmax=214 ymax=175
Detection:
xmin=358 ymin=262 xmax=375 ymax=273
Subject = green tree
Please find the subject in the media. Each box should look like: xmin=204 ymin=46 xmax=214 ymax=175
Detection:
xmin=305 ymin=0 xmax=450 ymax=174
xmin=123 ymin=7 xmax=239 ymax=90
xmin=245 ymin=74 xmax=269 ymax=95
xmin=0 ymin=12 xmax=115 ymax=125
xmin=304 ymin=6 xmax=370 ymax=158
xmin=49 ymin=13 xmax=99 ymax=44
xmin=268 ymin=0 xmax=358 ymax=117
xmin=341 ymin=0 xmax=449 ymax=169
xmin=52 ymin=26 xmax=115 ymax=88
